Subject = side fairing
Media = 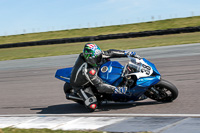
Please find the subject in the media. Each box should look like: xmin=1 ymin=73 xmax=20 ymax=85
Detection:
xmin=98 ymin=61 xmax=124 ymax=85
xmin=136 ymin=75 xmax=161 ymax=87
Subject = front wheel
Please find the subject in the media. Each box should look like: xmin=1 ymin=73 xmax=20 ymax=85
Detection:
xmin=144 ymin=79 xmax=178 ymax=102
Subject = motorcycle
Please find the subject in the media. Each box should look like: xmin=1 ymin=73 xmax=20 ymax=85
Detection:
xmin=55 ymin=56 xmax=178 ymax=111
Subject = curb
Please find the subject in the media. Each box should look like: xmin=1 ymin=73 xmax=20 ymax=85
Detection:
xmin=0 ymin=114 xmax=200 ymax=133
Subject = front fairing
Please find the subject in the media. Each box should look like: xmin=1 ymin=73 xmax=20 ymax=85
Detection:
xmin=127 ymin=57 xmax=160 ymax=78
xmin=142 ymin=58 xmax=160 ymax=76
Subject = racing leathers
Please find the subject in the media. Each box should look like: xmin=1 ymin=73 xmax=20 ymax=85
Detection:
xmin=69 ymin=49 xmax=138 ymax=109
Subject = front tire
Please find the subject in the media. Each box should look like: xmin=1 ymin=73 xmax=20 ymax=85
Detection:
xmin=145 ymin=79 xmax=178 ymax=102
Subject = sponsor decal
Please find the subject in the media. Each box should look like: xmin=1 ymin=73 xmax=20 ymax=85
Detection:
xmin=101 ymin=66 xmax=108 ymax=73
xmin=94 ymin=49 xmax=101 ymax=56
xmin=84 ymin=52 xmax=93 ymax=55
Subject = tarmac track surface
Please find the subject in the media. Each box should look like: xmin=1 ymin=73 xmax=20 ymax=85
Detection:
xmin=0 ymin=43 xmax=200 ymax=114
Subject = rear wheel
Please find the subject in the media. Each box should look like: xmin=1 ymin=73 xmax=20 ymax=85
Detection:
xmin=63 ymin=82 xmax=71 ymax=94
xmin=144 ymin=79 xmax=178 ymax=102
xmin=63 ymin=82 xmax=84 ymax=105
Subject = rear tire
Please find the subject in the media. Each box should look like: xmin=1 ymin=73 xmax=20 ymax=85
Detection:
xmin=63 ymin=82 xmax=71 ymax=94
xmin=145 ymin=79 xmax=178 ymax=102
xmin=63 ymin=82 xmax=84 ymax=105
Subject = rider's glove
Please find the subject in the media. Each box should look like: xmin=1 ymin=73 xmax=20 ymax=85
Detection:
xmin=133 ymin=54 xmax=141 ymax=59
xmin=125 ymin=51 xmax=141 ymax=59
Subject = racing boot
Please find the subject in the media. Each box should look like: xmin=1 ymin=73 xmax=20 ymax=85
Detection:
xmin=114 ymin=86 xmax=127 ymax=94
xmin=78 ymin=88 xmax=98 ymax=112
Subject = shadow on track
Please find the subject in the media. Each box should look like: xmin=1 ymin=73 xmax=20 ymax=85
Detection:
xmin=31 ymin=101 xmax=163 ymax=114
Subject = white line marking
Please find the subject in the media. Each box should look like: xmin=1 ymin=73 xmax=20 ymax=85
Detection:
xmin=0 ymin=114 xmax=200 ymax=117
xmin=0 ymin=117 xmax=37 ymax=128
xmin=53 ymin=117 xmax=126 ymax=130
xmin=13 ymin=117 xmax=77 ymax=129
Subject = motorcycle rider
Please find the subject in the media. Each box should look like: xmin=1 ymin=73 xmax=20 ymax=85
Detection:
xmin=69 ymin=43 xmax=140 ymax=110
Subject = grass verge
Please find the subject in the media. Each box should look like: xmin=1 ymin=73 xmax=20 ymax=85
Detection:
xmin=0 ymin=128 xmax=151 ymax=133
xmin=0 ymin=16 xmax=200 ymax=45
xmin=0 ymin=128 xmax=104 ymax=133
xmin=0 ymin=32 xmax=200 ymax=61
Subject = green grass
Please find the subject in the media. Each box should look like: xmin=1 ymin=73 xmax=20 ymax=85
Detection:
xmin=0 ymin=128 xmax=104 ymax=133
xmin=1 ymin=16 xmax=200 ymax=45
xmin=0 ymin=128 xmax=151 ymax=133
xmin=1 ymin=32 xmax=200 ymax=61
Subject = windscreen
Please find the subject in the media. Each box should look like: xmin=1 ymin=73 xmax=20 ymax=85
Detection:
xmin=128 ymin=56 xmax=151 ymax=75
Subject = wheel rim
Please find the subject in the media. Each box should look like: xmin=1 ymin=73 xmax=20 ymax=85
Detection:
xmin=155 ymin=86 xmax=173 ymax=102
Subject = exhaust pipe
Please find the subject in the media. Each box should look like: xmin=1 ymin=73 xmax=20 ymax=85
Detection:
xmin=66 ymin=93 xmax=83 ymax=101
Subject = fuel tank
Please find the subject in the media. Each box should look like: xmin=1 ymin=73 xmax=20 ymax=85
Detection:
xmin=98 ymin=61 xmax=124 ymax=85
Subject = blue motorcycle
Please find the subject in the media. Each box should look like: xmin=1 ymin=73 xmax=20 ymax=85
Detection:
xmin=55 ymin=56 xmax=178 ymax=111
